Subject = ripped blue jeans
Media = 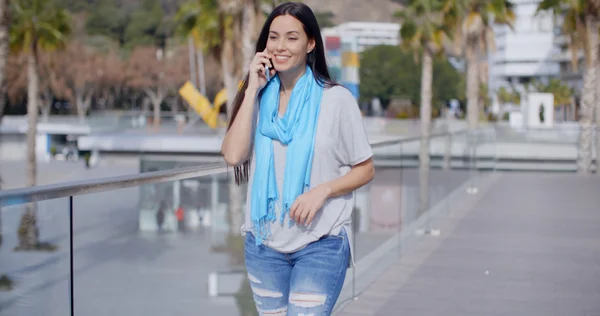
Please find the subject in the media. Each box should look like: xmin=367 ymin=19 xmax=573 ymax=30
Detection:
xmin=244 ymin=229 xmax=350 ymax=316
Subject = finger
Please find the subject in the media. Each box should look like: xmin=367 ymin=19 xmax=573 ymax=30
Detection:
xmin=303 ymin=207 xmax=313 ymax=225
xmin=305 ymin=208 xmax=316 ymax=226
xmin=298 ymin=206 xmax=309 ymax=225
xmin=263 ymin=48 xmax=273 ymax=59
xmin=251 ymin=57 xmax=271 ymax=72
xmin=304 ymin=207 xmax=314 ymax=226
xmin=291 ymin=203 xmax=299 ymax=222
xmin=256 ymin=50 xmax=271 ymax=60
xmin=289 ymin=201 xmax=299 ymax=219
xmin=294 ymin=205 xmax=305 ymax=223
xmin=258 ymin=57 xmax=272 ymax=68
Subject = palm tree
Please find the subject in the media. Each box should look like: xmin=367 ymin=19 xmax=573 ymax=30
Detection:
xmin=537 ymin=0 xmax=600 ymax=174
xmin=176 ymin=0 xmax=242 ymax=251
xmin=445 ymin=0 xmax=515 ymax=130
xmin=0 ymin=0 xmax=8 ymax=119
xmin=10 ymin=0 xmax=71 ymax=250
xmin=0 ymin=0 xmax=7 ymax=239
xmin=177 ymin=0 xmax=266 ymax=263
xmin=0 ymin=0 xmax=10 ymax=289
xmin=395 ymin=0 xmax=450 ymax=215
xmin=176 ymin=0 xmax=244 ymax=117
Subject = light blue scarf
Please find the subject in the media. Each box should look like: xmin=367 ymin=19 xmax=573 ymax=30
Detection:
xmin=250 ymin=65 xmax=323 ymax=245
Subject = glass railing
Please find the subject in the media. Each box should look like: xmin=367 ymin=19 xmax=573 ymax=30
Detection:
xmin=492 ymin=124 xmax=583 ymax=172
xmin=4 ymin=125 xmax=592 ymax=315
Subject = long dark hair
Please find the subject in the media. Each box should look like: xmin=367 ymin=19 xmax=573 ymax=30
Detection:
xmin=227 ymin=2 xmax=337 ymax=185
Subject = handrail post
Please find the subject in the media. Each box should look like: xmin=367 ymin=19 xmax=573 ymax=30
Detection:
xmin=69 ymin=196 xmax=75 ymax=316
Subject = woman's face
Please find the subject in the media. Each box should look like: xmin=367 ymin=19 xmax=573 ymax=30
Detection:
xmin=266 ymin=14 xmax=315 ymax=74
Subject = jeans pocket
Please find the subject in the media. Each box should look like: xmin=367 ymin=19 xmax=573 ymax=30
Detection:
xmin=320 ymin=228 xmax=347 ymax=253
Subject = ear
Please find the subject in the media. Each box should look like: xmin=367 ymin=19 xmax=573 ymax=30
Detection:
xmin=307 ymin=38 xmax=316 ymax=54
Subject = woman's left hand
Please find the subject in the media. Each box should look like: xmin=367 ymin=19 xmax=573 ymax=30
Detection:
xmin=289 ymin=185 xmax=331 ymax=226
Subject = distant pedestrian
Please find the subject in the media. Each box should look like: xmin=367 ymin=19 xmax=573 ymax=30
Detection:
xmin=156 ymin=201 xmax=166 ymax=232
xmin=175 ymin=205 xmax=185 ymax=232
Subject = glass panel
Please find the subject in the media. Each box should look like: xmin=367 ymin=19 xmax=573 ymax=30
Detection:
xmin=72 ymin=170 xmax=255 ymax=315
xmin=0 ymin=198 xmax=70 ymax=316
xmin=493 ymin=125 xmax=579 ymax=172
xmin=354 ymin=139 xmax=407 ymax=261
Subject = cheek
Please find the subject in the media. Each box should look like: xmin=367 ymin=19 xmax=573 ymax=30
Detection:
xmin=266 ymin=42 xmax=277 ymax=53
xmin=290 ymin=45 xmax=308 ymax=60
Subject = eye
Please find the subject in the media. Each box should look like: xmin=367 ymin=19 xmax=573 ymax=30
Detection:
xmin=288 ymin=38 xmax=297 ymax=41
xmin=269 ymin=36 xmax=277 ymax=40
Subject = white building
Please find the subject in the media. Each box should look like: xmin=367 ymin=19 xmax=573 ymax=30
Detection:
xmin=488 ymin=0 xmax=560 ymax=93
xmin=322 ymin=22 xmax=400 ymax=53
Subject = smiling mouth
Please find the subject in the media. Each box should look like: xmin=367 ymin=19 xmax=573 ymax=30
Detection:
xmin=275 ymin=55 xmax=290 ymax=62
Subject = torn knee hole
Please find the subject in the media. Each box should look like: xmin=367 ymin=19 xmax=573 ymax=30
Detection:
xmin=289 ymin=292 xmax=327 ymax=308
xmin=258 ymin=307 xmax=287 ymax=315
xmin=248 ymin=273 xmax=262 ymax=284
xmin=251 ymin=286 xmax=284 ymax=298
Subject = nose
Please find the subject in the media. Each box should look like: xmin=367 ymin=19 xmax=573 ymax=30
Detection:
xmin=276 ymin=39 xmax=285 ymax=52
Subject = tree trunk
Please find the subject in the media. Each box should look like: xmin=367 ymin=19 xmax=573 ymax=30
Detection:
xmin=20 ymin=48 xmax=40 ymax=249
xmin=0 ymin=0 xmax=6 ymax=255
xmin=40 ymin=89 xmax=52 ymax=122
xmin=143 ymin=88 xmax=165 ymax=129
xmin=596 ymin=38 xmax=600 ymax=174
xmin=0 ymin=0 xmax=7 ymax=121
xmin=419 ymin=50 xmax=433 ymax=215
xmin=152 ymin=98 xmax=161 ymax=128
xmin=75 ymin=89 xmax=93 ymax=122
xmin=242 ymin=0 xmax=257 ymax=69
xmin=466 ymin=39 xmax=479 ymax=130
xmin=578 ymin=16 xmax=598 ymax=174
xmin=188 ymin=37 xmax=198 ymax=88
xmin=219 ymin=5 xmax=247 ymax=258
xmin=443 ymin=108 xmax=452 ymax=170
xmin=26 ymin=51 xmax=38 ymax=187
xmin=222 ymin=35 xmax=238 ymax=119
xmin=0 ymin=174 xmax=2 ymax=248
xmin=40 ymin=99 xmax=51 ymax=122
xmin=196 ymin=47 xmax=207 ymax=96
xmin=169 ymin=97 xmax=178 ymax=116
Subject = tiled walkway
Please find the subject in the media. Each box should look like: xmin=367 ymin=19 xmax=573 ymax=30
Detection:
xmin=337 ymin=173 xmax=600 ymax=316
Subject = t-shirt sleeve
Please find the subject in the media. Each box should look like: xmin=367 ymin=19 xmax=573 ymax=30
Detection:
xmin=338 ymin=90 xmax=374 ymax=166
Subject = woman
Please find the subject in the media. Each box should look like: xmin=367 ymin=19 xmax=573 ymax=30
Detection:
xmin=221 ymin=2 xmax=374 ymax=315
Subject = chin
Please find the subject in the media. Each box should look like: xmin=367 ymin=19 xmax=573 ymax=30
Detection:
xmin=275 ymin=63 xmax=301 ymax=74
xmin=275 ymin=66 xmax=291 ymax=73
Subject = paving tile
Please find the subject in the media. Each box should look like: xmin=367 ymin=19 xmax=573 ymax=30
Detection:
xmin=339 ymin=173 xmax=600 ymax=316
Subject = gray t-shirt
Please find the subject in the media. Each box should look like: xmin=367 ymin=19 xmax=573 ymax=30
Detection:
xmin=241 ymin=85 xmax=373 ymax=265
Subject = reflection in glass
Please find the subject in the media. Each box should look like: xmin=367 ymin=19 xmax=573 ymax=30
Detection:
xmin=0 ymin=199 xmax=70 ymax=316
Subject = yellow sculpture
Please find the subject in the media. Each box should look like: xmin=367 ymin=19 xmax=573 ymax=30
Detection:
xmin=178 ymin=81 xmax=227 ymax=129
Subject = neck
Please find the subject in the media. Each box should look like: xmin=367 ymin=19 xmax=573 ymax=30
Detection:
xmin=278 ymin=64 xmax=307 ymax=94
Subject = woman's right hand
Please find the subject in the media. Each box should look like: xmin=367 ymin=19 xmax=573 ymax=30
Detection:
xmin=247 ymin=49 xmax=276 ymax=91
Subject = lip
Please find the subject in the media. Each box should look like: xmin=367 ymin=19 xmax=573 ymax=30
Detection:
xmin=274 ymin=55 xmax=291 ymax=62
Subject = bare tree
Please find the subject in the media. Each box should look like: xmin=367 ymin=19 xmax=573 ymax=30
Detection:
xmin=96 ymin=51 xmax=125 ymax=110
xmin=126 ymin=45 xmax=190 ymax=128
xmin=57 ymin=42 xmax=103 ymax=121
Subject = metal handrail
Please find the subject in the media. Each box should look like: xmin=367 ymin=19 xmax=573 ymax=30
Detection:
xmin=0 ymin=163 xmax=227 ymax=207
xmin=369 ymin=130 xmax=467 ymax=148
xmin=0 ymin=129 xmax=467 ymax=207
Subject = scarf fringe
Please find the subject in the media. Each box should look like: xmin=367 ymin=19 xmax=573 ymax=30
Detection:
xmin=252 ymin=197 xmax=277 ymax=245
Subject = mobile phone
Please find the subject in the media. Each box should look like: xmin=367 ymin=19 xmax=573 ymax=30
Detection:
xmin=265 ymin=64 xmax=270 ymax=81
xmin=264 ymin=58 xmax=273 ymax=81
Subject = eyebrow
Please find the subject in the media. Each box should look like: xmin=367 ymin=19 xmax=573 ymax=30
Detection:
xmin=269 ymin=30 xmax=301 ymax=35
